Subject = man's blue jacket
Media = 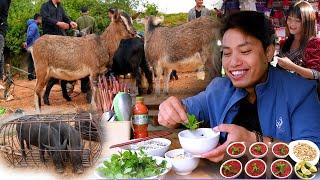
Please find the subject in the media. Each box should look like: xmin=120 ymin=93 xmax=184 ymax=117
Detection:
xmin=182 ymin=66 xmax=320 ymax=147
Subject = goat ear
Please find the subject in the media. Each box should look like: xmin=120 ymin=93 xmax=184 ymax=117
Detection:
xmin=112 ymin=9 xmax=121 ymax=22
xmin=136 ymin=17 xmax=146 ymax=25
xmin=131 ymin=12 xmax=141 ymax=20
xmin=152 ymin=16 xmax=164 ymax=26
xmin=42 ymin=143 xmax=55 ymax=150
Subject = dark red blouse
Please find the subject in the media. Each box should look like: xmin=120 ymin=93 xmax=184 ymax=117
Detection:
xmin=304 ymin=37 xmax=320 ymax=71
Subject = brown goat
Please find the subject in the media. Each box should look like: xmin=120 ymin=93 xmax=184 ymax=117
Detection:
xmin=144 ymin=16 xmax=222 ymax=95
xmin=31 ymin=11 xmax=136 ymax=112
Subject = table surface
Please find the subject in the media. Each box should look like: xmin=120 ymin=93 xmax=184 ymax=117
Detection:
xmin=98 ymin=130 xmax=320 ymax=179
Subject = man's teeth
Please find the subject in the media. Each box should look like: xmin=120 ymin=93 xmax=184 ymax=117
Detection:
xmin=231 ymin=70 xmax=246 ymax=76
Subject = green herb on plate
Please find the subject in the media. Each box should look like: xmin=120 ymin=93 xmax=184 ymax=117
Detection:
xmin=254 ymin=145 xmax=262 ymax=153
xmin=231 ymin=146 xmax=240 ymax=155
xmin=252 ymin=163 xmax=260 ymax=173
xmin=274 ymin=163 xmax=286 ymax=175
xmin=96 ymin=150 xmax=167 ymax=179
xmin=0 ymin=107 xmax=6 ymax=116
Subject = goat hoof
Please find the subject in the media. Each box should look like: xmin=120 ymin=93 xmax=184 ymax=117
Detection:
xmin=138 ymin=88 xmax=144 ymax=95
xmin=56 ymin=167 xmax=65 ymax=174
xmin=64 ymin=97 xmax=72 ymax=101
xmin=43 ymin=99 xmax=50 ymax=105
xmin=147 ymin=89 xmax=153 ymax=94
xmin=86 ymin=96 xmax=91 ymax=104
xmin=75 ymin=167 xmax=84 ymax=174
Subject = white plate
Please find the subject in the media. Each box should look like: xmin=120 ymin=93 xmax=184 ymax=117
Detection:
xmin=94 ymin=156 xmax=172 ymax=179
xmin=288 ymin=140 xmax=320 ymax=165
xmin=124 ymin=138 xmax=171 ymax=157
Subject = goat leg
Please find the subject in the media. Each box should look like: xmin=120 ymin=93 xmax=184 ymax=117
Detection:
xmin=134 ymin=68 xmax=143 ymax=95
xmin=43 ymin=78 xmax=59 ymax=105
xmin=163 ymin=68 xmax=171 ymax=95
xmin=61 ymin=80 xmax=72 ymax=102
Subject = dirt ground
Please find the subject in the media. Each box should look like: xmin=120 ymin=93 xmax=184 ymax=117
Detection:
xmin=0 ymin=71 xmax=211 ymax=114
xmin=0 ymin=71 xmax=212 ymax=178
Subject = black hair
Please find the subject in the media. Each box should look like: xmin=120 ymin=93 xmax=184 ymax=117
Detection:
xmin=108 ymin=8 xmax=116 ymax=14
xmin=282 ymin=1 xmax=316 ymax=53
xmin=221 ymin=11 xmax=276 ymax=50
xmin=34 ymin=13 xmax=41 ymax=20
xmin=81 ymin=7 xmax=88 ymax=13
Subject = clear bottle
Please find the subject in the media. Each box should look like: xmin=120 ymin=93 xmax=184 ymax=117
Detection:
xmin=132 ymin=96 xmax=148 ymax=138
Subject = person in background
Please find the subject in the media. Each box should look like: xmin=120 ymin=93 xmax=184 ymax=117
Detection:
xmin=40 ymin=0 xmax=77 ymax=36
xmin=0 ymin=0 xmax=11 ymax=83
xmin=25 ymin=13 xmax=41 ymax=80
xmin=277 ymin=1 xmax=320 ymax=82
xmin=40 ymin=0 xmax=78 ymax=103
xmin=75 ymin=6 xmax=97 ymax=98
xmin=76 ymin=6 xmax=96 ymax=35
xmin=158 ymin=11 xmax=320 ymax=163
xmin=221 ymin=0 xmax=240 ymax=17
xmin=188 ymin=0 xmax=212 ymax=21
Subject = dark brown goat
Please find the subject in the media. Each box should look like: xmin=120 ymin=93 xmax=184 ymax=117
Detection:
xmin=31 ymin=11 xmax=136 ymax=111
xmin=144 ymin=16 xmax=222 ymax=95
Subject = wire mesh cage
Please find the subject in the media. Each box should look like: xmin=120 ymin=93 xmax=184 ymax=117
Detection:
xmin=0 ymin=112 xmax=103 ymax=174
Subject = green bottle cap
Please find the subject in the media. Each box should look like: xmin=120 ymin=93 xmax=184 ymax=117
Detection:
xmin=136 ymin=96 xmax=144 ymax=102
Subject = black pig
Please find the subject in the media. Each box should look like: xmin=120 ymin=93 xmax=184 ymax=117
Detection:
xmin=16 ymin=122 xmax=67 ymax=173
xmin=49 ymin=122 xmax=84 ymax=174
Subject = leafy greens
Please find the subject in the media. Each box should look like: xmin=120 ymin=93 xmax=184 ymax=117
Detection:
xmin=96 ymin=150 xmax=167 ymax=179
xmin=183 ymin=113 xmax=202 ymax=130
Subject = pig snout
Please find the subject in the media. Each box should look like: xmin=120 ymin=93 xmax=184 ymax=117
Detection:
xmin=75 ymin=165 xmax=84 ymax=174
xmin=70 ymin=151 xmax=83 ymax=174
xmin=56 ymin=165 xmax=65 ymax=174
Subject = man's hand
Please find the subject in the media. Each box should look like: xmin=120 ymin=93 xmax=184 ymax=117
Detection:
xmin=277 ymin=56 xmax=298 ymax=72
xmin=201 ymin=124 xmax=256 ymax=162
xmin=56 ymin=22 xmax=70 ymax=30
xmin=70 ymin=21 xmax=78 ymax=29
xmin=158 ymin=96 xmax=188 ymax=128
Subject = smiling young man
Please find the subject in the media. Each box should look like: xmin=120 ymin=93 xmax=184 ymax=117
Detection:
xmin=188 ymin=0 xmax=212 ymax=21
xmin=158 ymin=11 xmax=320 ymax=163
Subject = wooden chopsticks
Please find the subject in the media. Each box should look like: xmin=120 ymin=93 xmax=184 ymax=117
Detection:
xmin=109 ymin=131 xmax=173 ymax=149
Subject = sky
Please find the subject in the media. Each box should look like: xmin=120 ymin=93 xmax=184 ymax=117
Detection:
xmin=145 ymin=0 xmax=223 ymax=14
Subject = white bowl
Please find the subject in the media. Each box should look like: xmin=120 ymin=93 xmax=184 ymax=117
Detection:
xmin=244 ymin=158 xmax=267 ymax=178
xmin=271 ymin=159 xmax=293 ymax=179
xmin=178 ymin=128 xmax=220 ymax=155
xmin=95 ymin=156 xmax=172 ymax=179
xmin=249 ymin=142 xmax=268 ymax=158
xmin=220 ymin=159 xmax=242 ymax=179
xmin=226 ymin=142 xmax=246 ymax=158
xmin=289 ymin=140 xmax=320 ymax=165
xmin=272 ymin=142 xmax=289 ymax=158
xmin=165 ymin=148 xmax=200 ymax=175
xmin=126 ymin=138 xmax=171 ymax=157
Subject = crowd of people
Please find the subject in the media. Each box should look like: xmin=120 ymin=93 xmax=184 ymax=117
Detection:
xmin=0 ymin=0 xmax=320 ymax=164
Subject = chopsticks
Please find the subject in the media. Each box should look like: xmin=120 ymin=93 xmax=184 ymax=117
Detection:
xmin=109 ymin=131 xmax=173 ymax=149
xmin=97 ymin=75 xmax=130 ymax=112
